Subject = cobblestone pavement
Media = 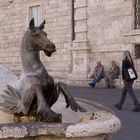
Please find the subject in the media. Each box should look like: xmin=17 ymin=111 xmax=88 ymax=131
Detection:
xmin=68 ymin=86 xmax=140 ymax=140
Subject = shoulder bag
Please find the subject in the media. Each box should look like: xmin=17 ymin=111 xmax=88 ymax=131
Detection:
xmin=124 ymin=67 xmax=138 ymax=81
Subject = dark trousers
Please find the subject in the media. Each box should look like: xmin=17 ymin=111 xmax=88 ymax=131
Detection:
xmin=104 ymin=76 xmax=116 ymax=87
xmin=91 ymin=76 xmax=103 ymax=86
xmin=118 ymin=80 xmax=139 ymax=107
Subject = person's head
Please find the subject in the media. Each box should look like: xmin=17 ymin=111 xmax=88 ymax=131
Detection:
xmin=111 ymin=60 xmax=117 ymax=67
xmin=97 ymin=61 xmax=101 ymax=66
xmin=123 ymin=51 xmax=131 ymax=59
xmin=123 ymin=51 xmax=127 ymax=59
xmin=123 ymin=51 xmax=134 ymax=65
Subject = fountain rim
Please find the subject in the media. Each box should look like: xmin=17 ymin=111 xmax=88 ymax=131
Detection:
xmin=0 ymin=97 xmax=121 ymax=139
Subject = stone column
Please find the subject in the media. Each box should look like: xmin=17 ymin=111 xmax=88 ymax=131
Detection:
xmin=68 ymin=0 xmax=91 ymax=85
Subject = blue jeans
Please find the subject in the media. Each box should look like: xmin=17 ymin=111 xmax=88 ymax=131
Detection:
xmin=91 ymin=76 xmax=103 ymax=86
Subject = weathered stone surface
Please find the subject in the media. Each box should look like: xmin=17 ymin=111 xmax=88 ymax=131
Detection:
xmin=0 ymin=0 xmax=72 ymax=78
xmin=0 ymin=122 xmax=67 ymax=139
xmin=0 ymin=97 xmax=121 ymax=140
xmin=0 ymin=109 xmax=14 ymax=124
xmin=66 ymin=111 xmax=121 ymax=137
xmin=0 ymin=65 xmax=16 ymax=124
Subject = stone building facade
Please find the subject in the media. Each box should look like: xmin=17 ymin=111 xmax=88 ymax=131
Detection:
xmin=0 ymin=0 xmax=140 ymax=87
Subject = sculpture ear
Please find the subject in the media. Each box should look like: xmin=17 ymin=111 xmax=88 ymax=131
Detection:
xmin=39 ymin=20 xmax=45 ymax=30
xmin=29 ymin=18 xmax=35 ymax=30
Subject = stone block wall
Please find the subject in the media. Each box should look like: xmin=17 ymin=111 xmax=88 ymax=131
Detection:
xmin=88 ymin=0 xmax=133 ymax=69
xmin=1 ymin=0 xmax=140 ymax=88
xmin=87 ymin=0 xmax=140 ymax=88
xmin=0 ymin=0 xmax=72 ymax=78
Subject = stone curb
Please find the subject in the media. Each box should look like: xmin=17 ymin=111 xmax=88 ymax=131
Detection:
xmin=0 ymin=111 xmax=121 ymax=139
xmin=66 ymin=111 xmax=121 ymax=138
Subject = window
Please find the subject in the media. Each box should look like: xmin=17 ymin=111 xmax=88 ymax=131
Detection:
xmin=134 ymin=44 xmax=140 ymax=58
xmin=29 ymin=5 xmax=41 ymax=26
xmin=134 ymin=0 xmax=140 ymax=29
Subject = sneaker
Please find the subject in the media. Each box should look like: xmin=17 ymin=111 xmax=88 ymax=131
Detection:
xmin=107 ymin=85 xmax=115 ymax=89
xmin=112 ymin=86 xmax=115 ymax=88
xmin=107 ymin=85 xmax=111 ymax=88
xmin=114 ymin=104 xmax=122 ymax=110
xmin=88 ymin=83 xmax=95 ymax=88
xmin=132 ymin=106 xmax=140 ymax=112
xmin=109 ymin=86 xmax=115 ymax=88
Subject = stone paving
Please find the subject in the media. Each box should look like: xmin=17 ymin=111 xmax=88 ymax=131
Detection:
xmin=68 ymin=86 xmax=140 ymax=140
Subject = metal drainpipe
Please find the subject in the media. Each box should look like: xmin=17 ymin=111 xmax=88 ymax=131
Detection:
xmin=71 ymin=0 xmax=75 ymax=41
xmin=69 ymin=0 xmax=75 ymax=73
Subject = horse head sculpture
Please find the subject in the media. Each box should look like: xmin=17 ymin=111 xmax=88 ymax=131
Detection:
xmin=27 ymin=18 xmax=56 ymax=57
xmin=21 ymin=18 xmax=56 ymax=74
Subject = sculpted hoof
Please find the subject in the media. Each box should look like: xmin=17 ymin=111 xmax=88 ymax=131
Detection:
xmin=37 ymin=107 xmax=62 ymax=122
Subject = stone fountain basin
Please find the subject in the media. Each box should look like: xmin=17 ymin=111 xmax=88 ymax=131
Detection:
xmin=0 ymin=65 xmax=121 ymax=140
xmin=0 ymin=95 xmax=121 ymax=140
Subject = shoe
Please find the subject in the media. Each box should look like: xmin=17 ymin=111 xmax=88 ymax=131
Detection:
xmin=107 ymin=85 xmax=115 ymax=89
xmin=132 ymin=106 xmax=140 ymax=112
xmin=114 ymin=104 xmax=122 ymax=110
xmin=88 ymin=83 xmax=95 ymax=88
xmin=109 ymin=86 xmax=115 ymax=88
xmin=107 ymin=85 xmax=111 ymax=88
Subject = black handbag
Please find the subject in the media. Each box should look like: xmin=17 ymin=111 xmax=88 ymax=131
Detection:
xmin=124 ymin=67 xmax=138 ymax=81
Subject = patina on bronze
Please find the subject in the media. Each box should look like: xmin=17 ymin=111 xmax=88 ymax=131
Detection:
xmin=1 ymin=18 xmax=86 ymax=122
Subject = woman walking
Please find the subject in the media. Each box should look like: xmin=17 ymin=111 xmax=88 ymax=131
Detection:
xmin=115 ymin=51 xmax=140 ymax=112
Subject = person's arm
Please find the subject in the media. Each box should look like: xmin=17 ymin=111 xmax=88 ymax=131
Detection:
xmin=122 ymin=60 xmax=125 ymax=69
xmin=94 ymin=66 xmax=97 ymax=75
xmin=109 ymin=68 xmax=112 ymax=75
xmin=122 ymin=60 xmax=126 ymax=80
xmin=97 ymin=66 xmax=104 ymax=76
